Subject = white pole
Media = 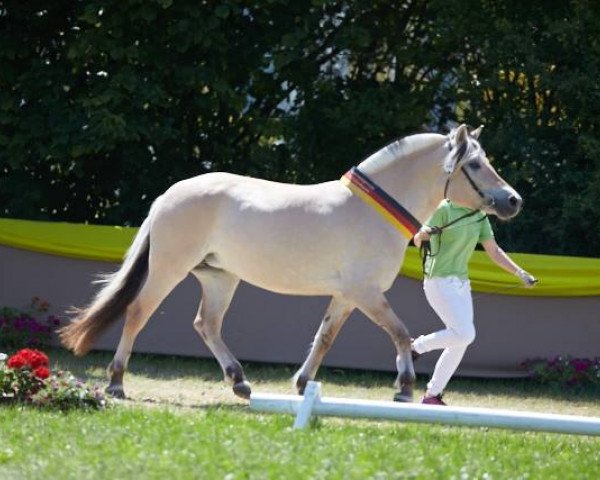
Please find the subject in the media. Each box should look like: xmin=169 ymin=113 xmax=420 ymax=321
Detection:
xmin=293 ymin=381 xmax=321 ymax=429
xmin=250 ymin=382 xmax=600 ymax=436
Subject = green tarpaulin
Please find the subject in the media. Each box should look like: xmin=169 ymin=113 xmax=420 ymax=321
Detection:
xmin=1 ymin=218 xmax=598 ymax=297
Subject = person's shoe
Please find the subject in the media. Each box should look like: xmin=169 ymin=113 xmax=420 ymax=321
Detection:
xmin=411 ymin=339 xmax=420 ymax=362
xmin=422 ymin=394 xmax=447 ymax=406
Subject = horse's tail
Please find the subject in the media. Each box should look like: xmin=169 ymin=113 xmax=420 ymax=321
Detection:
xmin=59 ymin=212 xmax=153 ymax=356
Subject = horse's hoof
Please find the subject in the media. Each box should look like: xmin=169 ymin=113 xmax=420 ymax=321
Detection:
xmin=105 ymin=385 xmax=126 ymax=399
xmin=233 ymin=381 xmax=252 ymax=400
xmin=393 ymin=391 xmax=413 ymax=403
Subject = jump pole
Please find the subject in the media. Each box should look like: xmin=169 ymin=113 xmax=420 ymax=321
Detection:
xmin=250 ymin=381 xmax=600 ymax=436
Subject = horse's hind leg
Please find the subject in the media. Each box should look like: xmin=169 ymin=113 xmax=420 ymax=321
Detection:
xmin=106 ymin=264 xmax=188 ymax=398
xmin=191 ymin=267 xmax=250 ymax=399
xmin=348 ymin=289 xmax=415 ymax=402
xmin=293 ymin=296 xmax=354 ymax=394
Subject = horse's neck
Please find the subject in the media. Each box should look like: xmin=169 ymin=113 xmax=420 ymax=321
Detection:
xmin=357 ymin=134 xmax=447 ymax=223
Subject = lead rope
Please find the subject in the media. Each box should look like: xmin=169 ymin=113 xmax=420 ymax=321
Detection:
xmin=419 ymin=209 xmax=487 ymax=277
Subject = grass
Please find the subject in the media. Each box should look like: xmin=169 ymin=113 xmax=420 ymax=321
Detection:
xmin=1 ymin=348 xmax=599 ymax=479
xmin=47 ymin=348 xmax=600 ymax=416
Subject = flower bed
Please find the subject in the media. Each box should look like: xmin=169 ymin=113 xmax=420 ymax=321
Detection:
xmin=522 ymin=356 xmax=600 ymax=388
xmin=0 ymin=297 xmax=61 ymax=350
xmin=0 ymin=349 xmax=107 ymax=410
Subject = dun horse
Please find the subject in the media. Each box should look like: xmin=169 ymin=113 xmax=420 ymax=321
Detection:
xmin=60 ymin=124 xmax=522 ymax=401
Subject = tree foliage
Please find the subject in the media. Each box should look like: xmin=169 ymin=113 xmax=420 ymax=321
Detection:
xmin=1 ymin=0 xmax=599 ymax=256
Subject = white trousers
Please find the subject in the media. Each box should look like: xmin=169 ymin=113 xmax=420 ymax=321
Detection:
xmin=412 ymin=277 xmax=475 ymax=396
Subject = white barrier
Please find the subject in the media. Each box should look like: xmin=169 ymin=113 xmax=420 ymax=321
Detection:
xmin=249 ymin=381 xmax=600 ymax=435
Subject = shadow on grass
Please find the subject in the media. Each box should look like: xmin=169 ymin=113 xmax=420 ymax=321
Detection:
xmin=127 ymin=397 xmax=249 ymax=413
xmin=450 ymin=376 xmax=600 ymax=405
xmin=47 ymin=346 xmax=600 ymax=405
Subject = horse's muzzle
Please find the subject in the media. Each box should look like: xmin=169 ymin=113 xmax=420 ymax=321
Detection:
xmin=488 ymin=189 xmax=523 ymax=220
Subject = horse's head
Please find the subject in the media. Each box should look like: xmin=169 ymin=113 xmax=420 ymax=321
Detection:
xmin=443 ymin=124 xmax=522 ymax=220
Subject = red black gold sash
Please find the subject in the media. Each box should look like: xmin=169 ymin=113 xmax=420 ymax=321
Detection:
xmin=340 ymin=167 xmax=421 ymax=239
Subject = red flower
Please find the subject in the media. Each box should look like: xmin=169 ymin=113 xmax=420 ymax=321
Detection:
xmin=19 ymin=349 xmax=48 ymax=368
xmin=7 ymin=355 xmax=27 ymax=369
xmin=29 ymin=350 xmax=49 ymax=369
xmin=33 ymin=366 xmax=50 ymax=380
xmin=7 ymin=349 xmax=49 ymax=370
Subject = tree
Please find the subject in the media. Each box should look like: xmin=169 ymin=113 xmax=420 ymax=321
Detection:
xmin=1 ymin=0 xmax=599 ymax=256
xmin=427 ymin=0 xmax=600 ymax=256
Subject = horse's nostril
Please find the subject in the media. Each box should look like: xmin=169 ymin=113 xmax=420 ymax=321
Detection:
xmin=509 ymin=195 xmax=519 ymax=207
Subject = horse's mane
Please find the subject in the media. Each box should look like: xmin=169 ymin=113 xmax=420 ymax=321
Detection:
xmin=358 ymin=128 xmax=482 ymax=176
xmin=358 ymin=133 xmax=446 ymax=175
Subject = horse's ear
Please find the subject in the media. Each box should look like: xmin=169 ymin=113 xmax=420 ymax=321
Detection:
xmin=470 ymin=125 xmax=484 ymax=140
xmin=454 ymin=124 xmax=468 ymax=145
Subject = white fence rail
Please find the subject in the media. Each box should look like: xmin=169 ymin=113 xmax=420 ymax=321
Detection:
xmin=250 ymin=381 xmax=600 ymax=436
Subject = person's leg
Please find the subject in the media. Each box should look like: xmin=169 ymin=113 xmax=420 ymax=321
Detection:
xmin=413 ymin=277 xmax=475 ymax=399
xmin=413 ymin=277 xmax=475 ymax=353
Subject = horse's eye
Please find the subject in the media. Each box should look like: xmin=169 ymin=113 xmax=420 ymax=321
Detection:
xmin=468 ymin=160 xmax=481 ymax=170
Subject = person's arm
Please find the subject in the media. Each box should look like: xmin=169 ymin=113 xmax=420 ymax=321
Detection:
xmin=481 ymin=238 xmax=537 ymax=287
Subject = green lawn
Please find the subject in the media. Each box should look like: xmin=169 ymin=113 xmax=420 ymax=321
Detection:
xmin=1 ymin=349 xmax=599 ymax=479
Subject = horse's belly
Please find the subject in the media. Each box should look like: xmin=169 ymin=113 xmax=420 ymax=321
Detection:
xmin=208 ymin=218 xmax=403 ymax=295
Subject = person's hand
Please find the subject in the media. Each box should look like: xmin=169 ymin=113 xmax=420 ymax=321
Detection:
xmin=516 ymin=269 xmax=537 ymax=287
xmin=413 ymin=228 xmax=431 ymax=248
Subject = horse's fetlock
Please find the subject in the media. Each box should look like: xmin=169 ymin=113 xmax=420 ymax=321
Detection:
xmin=225 ymin=364 xmax=245 ymax=384
xmin=400 ymin=371 xmax=416 ymax=386
xmin=107 ymin=360 xmax=125 ymax=386
xmin=106 ymin=384 xmax=126 ymax=399
xmin=296 ymin=374 xmax=309 ymax=395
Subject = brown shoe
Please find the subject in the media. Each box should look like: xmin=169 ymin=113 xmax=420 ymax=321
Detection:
xmin=422 ymin=394 xmax=446 ymax=406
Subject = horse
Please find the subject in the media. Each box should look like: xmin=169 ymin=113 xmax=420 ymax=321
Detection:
xmin=59 ymin=124 xmax=522 ymax=402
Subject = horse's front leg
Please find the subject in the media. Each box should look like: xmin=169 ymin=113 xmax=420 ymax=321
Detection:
xmin=348 ymin=289 xmax=415 ymax=402
xmin=293 ymin=296 xmax=353 ymax=394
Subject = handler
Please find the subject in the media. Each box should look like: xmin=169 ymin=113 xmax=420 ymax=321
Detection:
xmin=411 ymin=199 xmax=537 ymax=406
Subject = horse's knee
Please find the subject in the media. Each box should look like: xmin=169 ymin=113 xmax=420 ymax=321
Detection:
xmin=193 ymin=316 xmax=207 ymax=340
xmin=193 ymin=315 xmax=220 ymax=342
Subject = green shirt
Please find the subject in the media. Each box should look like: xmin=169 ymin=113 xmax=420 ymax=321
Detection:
xmin=423 ymin=200 xmax=494 ymax=279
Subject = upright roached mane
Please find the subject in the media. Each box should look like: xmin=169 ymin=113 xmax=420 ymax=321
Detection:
xmin=359 ymin=134 xmax=446 ymax=175
xmin=60 ymin=124 xmax=522 ymax=402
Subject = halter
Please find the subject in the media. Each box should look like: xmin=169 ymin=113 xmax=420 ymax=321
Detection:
xmin=443 ymin=136 xmax=494 ymax=208
xmin=444 ymin=166 xmax=488 ymax=201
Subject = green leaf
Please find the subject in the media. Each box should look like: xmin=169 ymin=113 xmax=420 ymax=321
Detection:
xmin=215 ymin=4 xmax=230 ymax=19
